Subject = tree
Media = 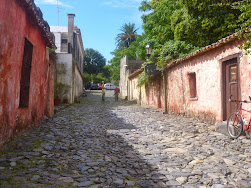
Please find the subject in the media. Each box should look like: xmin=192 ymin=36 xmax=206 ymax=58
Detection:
xmin=139 ymin=0 xmax=242 ymax=48
xmin=84 ymin=48 xmax=106 ymax=75
xmin=108 ymin=35 xmax=144 ymax=83
xmin=116 ymin=23 xmax=139 ymax=48
xmin=232 ymin=0 xmax=251 ymax=54
xmin=138 ymin=0 xmax=247 ymax=69
xmin=139 ymin=0 xmax=198 ymax=69
xmin=179 ymin=0 xmax=241 ymax=47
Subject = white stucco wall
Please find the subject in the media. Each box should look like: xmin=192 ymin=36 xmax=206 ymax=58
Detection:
xmin=53 ymin=32 xmax=62 ymax=53
xmin=50 ymin=26 xmax=68 ymax=53
xmin=74 ymin=66 xmax=83 ymax=100
xmin=120 ymin=55 xmax=128 ymax=98
xmin=56 ymin=54 xmax=73 ymax=103
xmin=51 ymin=25 xmax=84 ymax=104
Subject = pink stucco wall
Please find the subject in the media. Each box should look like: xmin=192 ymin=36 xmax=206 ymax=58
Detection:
xmin=139 ymin=38 xmax=250 ymax=123
xmin=167 ymin=39 xmax=250 ymax=123
xmin=0 ymin=0 xmax=54 ymax=147
xmin=145 ymin=76 xmax=164 ymax=108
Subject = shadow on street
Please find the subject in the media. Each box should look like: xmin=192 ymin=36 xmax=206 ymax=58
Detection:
xmin=0 ymin=90 xmax=165 ymax=187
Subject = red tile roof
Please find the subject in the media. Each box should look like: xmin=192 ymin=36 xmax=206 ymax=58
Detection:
xmin=17 ymin=0 xmax=55 ymax=48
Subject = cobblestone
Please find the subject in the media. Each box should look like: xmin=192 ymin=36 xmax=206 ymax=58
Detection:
xmin=0 ymin=90 xmax=250 ymax=187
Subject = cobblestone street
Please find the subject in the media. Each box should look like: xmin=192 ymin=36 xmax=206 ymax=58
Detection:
xmin=0 ymin=90 xmax=251 ymax=188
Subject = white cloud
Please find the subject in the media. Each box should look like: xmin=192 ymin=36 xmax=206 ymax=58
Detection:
xmin=35 ymin=0 xmax=72 ymax=8
xmin=103 ymin=0 xmax=142 ymax=8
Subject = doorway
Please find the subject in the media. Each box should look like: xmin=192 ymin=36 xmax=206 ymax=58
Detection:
xmin=222 ymin=57 xmax=240 ymax=120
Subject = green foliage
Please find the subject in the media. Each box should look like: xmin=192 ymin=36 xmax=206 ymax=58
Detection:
xmin=116 ymin=23 xmax=139 ymax=48
xmin=139 ymin=0 xmax=179 ymax=47
xmin=83 ymin=72 xmax=92 ymax=85
xmin=83 ymin=48 xmax=110 ymax=85
xmin=46 ymin=47 xmax=57 ymax=61
xmin=157 ymin=41 xmax=199 ymax=69
xmin=137 ymin=0 xmax=248 ymax=72
xmin=140 ymin=0 xmax=242 ymax=48
xmin=137 ymin=68 xmax=154 ymax=87
xmin=95 ymin=73 xmax=109 ymax=83
xmin=108 ymin=35 xmax=144 ymax=83
xmin=83 ymin=72 xmax=109 ymax=86
xmin=232 ymin=0 xmax=251 ymax=54
xmin=179 ymin=0 xmax=241 ymax=47
xmin=84 ymin=48 xmax=106 ymax=75
xmin=105 ymin=64 xmax=120 ymax=82
xmin=54 ymin=82 xmax=70 ymax=99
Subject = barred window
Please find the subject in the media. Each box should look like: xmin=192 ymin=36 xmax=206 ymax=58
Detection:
xmin=19 ymin=38 xmax=33 ymax=108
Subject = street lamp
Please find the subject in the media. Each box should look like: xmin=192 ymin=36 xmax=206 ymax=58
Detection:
xmin=146 ymin=44 xmax=153 ymax=59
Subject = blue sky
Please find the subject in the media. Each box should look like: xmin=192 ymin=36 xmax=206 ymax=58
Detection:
xmin=35 ymin=0 xmax=144 ymax=62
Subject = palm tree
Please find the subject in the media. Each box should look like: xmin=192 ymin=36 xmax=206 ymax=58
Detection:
xmin=116 ymin=23 xmax=139 ymax=48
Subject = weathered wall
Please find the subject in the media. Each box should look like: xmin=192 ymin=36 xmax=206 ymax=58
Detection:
xmin=120 ymin=56 xmax=129 ymax=98
xmin=74 ymin=66 xmax=83 ymax=101
xmin=128 ymin=38 xmax=250 ymax=124
xmin=56 ymin=54 xmax=73 ymax=103
xmin=144 ymin=75 xmax=163 ymax=108
xmin=51 ymin=21 xmax=84 ymax=104
xmin=120 ymin=55 xmax=143 ymax=99
xmin=0 ymin=0 xmax=54 ymax=147
xmin=46 ymin=56 xmax=55 ymax=117
xmin=166 ymin=39 xmax=250 ymax=123
xmin=129 ymin=79 xmax=137 ymax=101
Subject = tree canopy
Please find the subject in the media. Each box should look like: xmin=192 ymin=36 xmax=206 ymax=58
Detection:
xmin=232 ymin=0 xmax=251 ymax=53
xmin=107 ymin=0 xmax=250 ymax=85
xmin=138 ymin=0 xmax=249 ymax=69
xmin=83 ymin=48 xmax=110 ymax=86
xmin=108 ymin=36 xmax=143 ymax=83
xmin=84 ymin=48 xmax=106 ymax=75
xmin=116 ymin=23 xmax=139 ymax=48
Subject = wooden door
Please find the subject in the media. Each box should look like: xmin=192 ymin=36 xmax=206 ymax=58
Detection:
xmin=223 ymin=58 xmax=239 ymax=120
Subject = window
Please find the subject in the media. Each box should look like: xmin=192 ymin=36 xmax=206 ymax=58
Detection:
xmin=229 ymin=65 xmax=237 ymax=82
xmin=61 ymin=39 xmax=67 ymax=43
xmin=188 ymin=72 xmax=197 ymax=99
xmin=19 ymin=38 xmax=33 ymax=108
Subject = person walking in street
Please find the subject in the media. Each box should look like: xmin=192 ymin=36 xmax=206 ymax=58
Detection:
xmin=114 ymin=87 xmax=119 ymax=101
xmin=102 ymin=88 xmax=106 ymax=101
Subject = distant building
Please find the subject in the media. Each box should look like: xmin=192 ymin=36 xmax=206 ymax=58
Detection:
xmin=0 ymin=0 xmax=55 ymax=147
xmin=120 ymin=55 xmax=144 ymax=99
xmin=51 ymin=14 xmax=85 ymax=103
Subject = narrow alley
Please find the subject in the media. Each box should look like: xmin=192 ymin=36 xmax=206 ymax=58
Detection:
xmin=0 ymin=91 xmax=250 ymax=188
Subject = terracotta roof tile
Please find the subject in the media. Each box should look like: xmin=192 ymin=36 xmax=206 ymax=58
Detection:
xmin=165 ymin=29 xmax=250 ymax=70
xmin=128 ymin=67 xmax=144 ymax=79
xmin=17 ymin=0 xmax=55 ymax=48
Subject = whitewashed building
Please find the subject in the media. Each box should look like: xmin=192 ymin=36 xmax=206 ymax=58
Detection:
xmin=51 ymin=14 xmax=85 ymax=103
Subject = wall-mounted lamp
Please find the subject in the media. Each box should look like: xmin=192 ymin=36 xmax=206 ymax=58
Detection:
xmin=146 ymin=44 xmax=153 ymax=59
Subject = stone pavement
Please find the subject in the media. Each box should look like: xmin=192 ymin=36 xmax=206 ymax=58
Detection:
xmin=0 ymin=90 xmax=250 ymax=188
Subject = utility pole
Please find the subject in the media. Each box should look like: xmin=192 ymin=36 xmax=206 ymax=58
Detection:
xmin=57 ymin=0 xmax=59 ymax=25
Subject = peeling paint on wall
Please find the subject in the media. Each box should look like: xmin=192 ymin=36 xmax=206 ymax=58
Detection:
xmin=0 ymin=0 xmax=55 ymax=147
xmin=129 ymin=39 xmax=250 ymax=124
